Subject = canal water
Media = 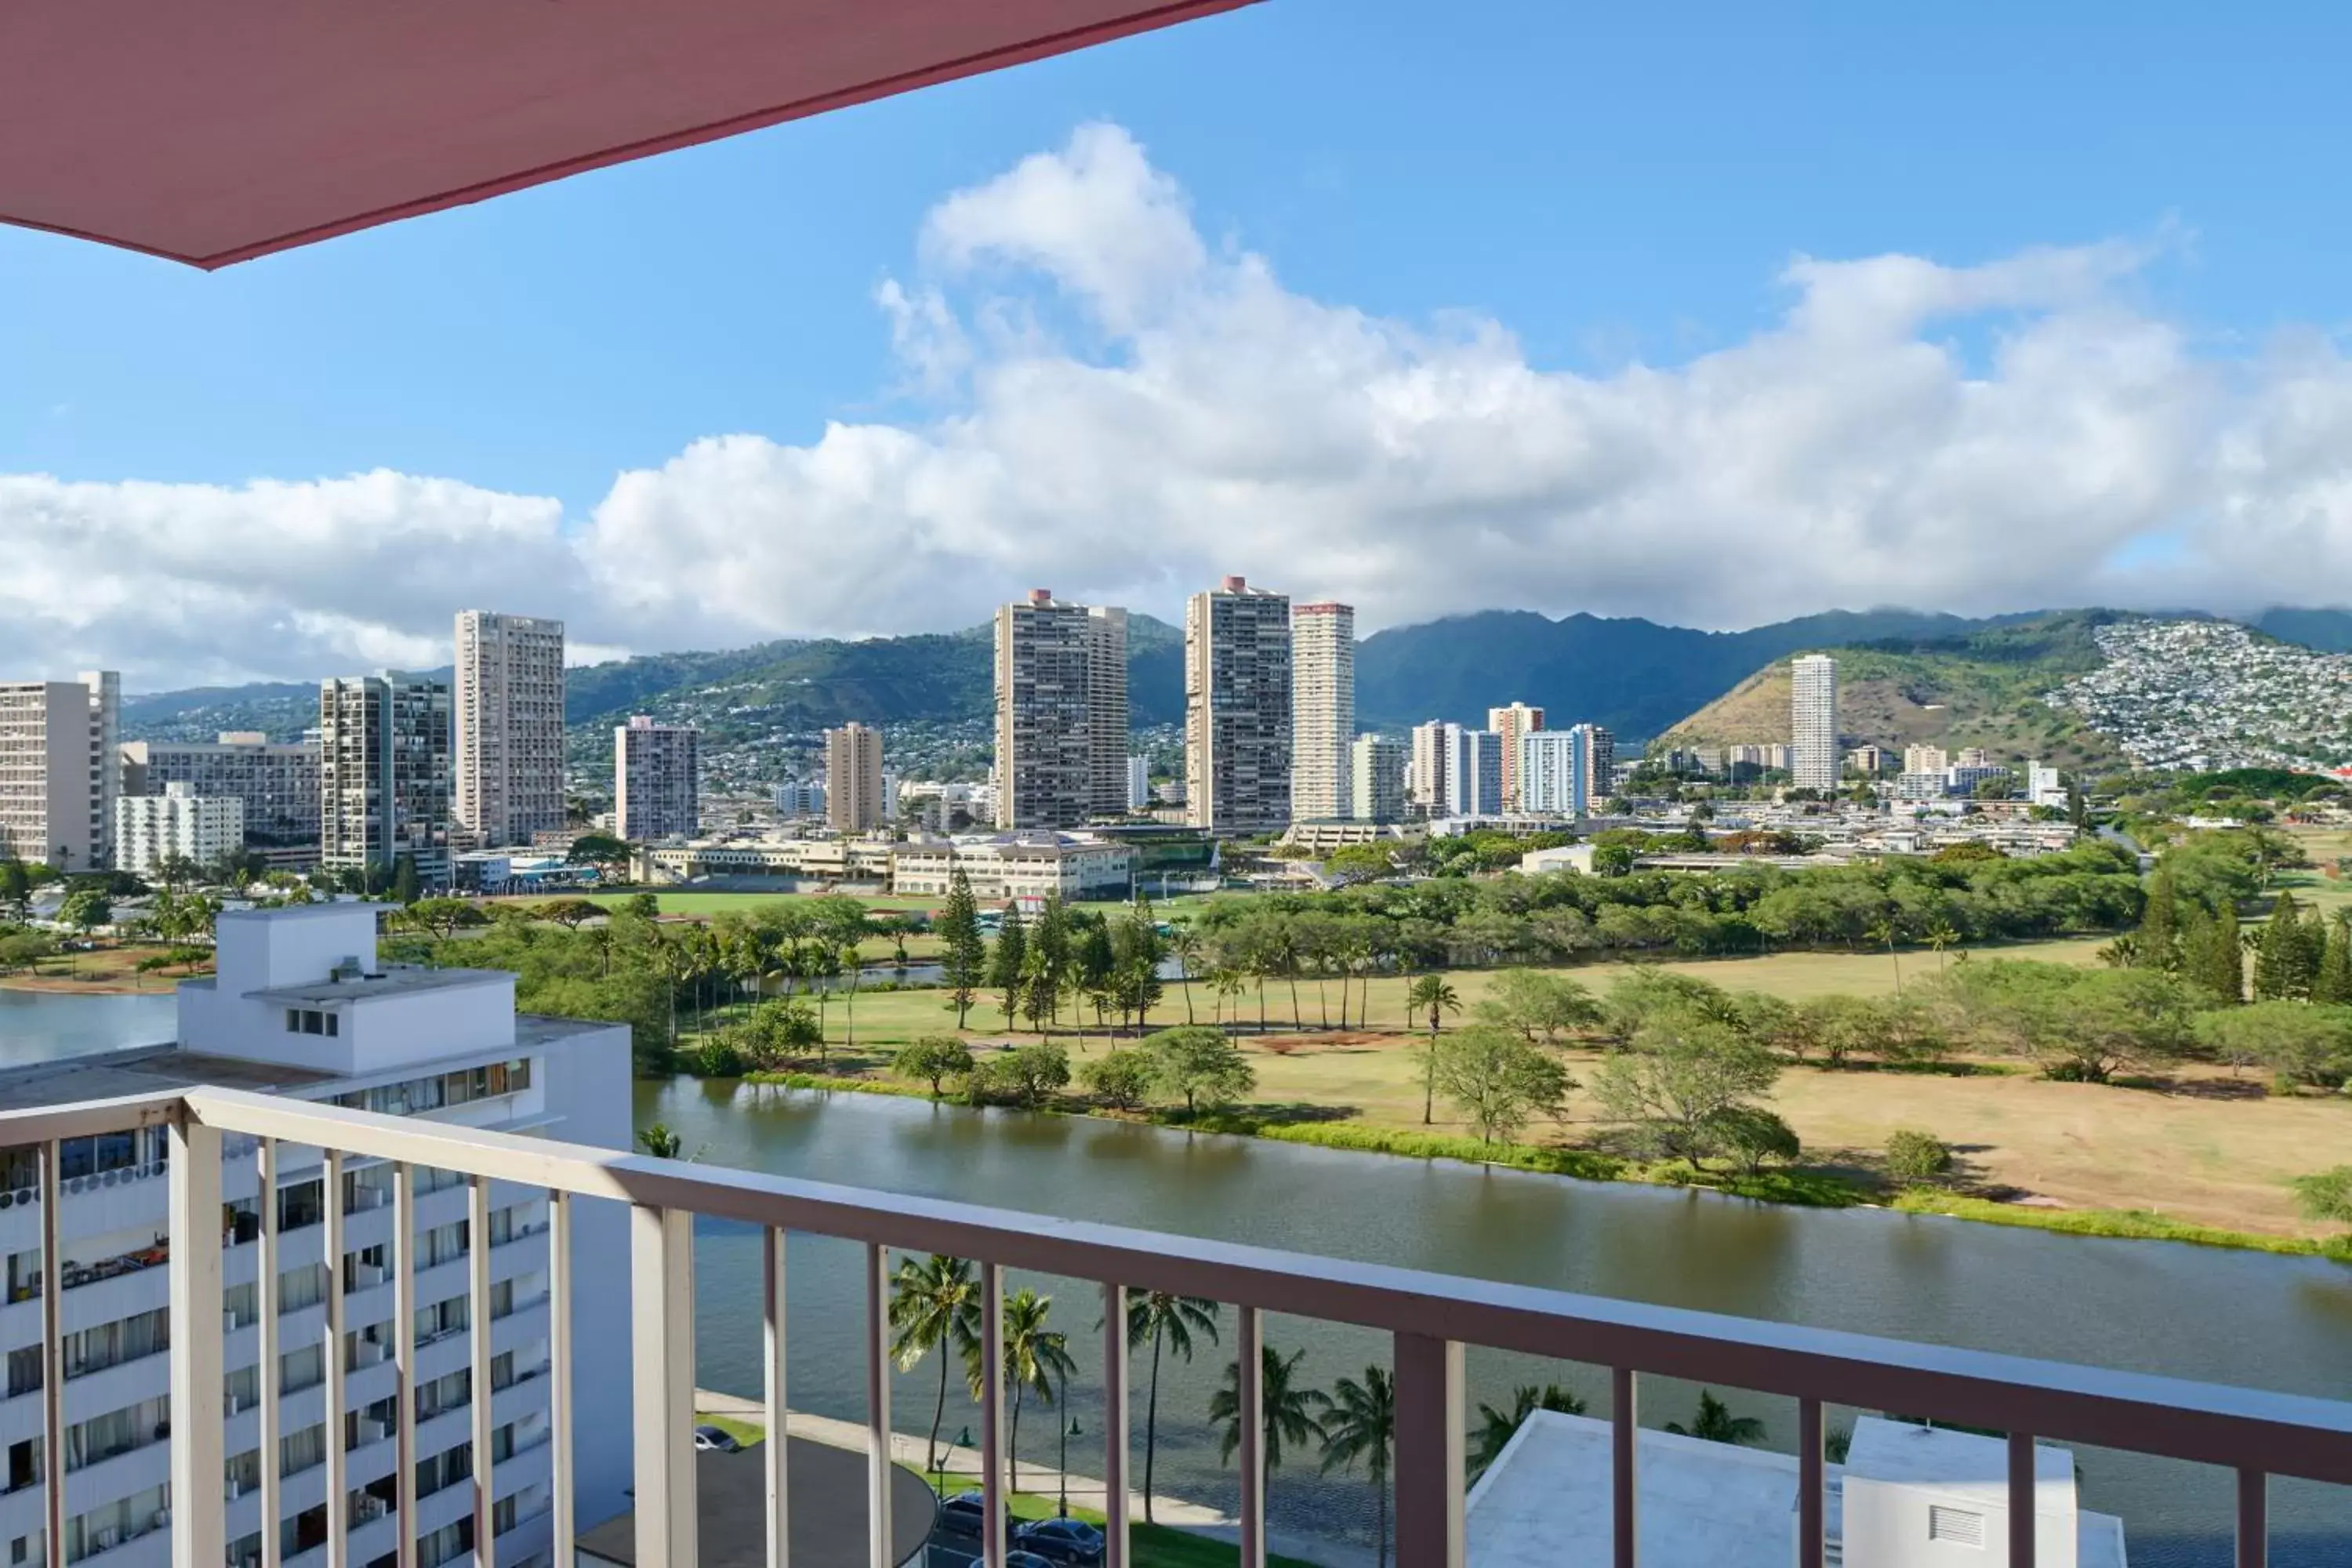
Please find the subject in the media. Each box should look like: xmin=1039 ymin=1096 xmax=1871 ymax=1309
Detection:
xmin=641 ymin=1077 xmax=2352 ymax=1568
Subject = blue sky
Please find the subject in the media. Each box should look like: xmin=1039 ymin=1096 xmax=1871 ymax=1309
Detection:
xmin=9 ymin=1 xmax=2352 ymax=681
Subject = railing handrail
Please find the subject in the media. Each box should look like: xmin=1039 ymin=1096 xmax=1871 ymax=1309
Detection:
xmin=165 ymin=1083 xmax=2352 ymax=1486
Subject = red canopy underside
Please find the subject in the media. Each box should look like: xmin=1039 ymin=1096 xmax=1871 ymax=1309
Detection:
xmin=0 ymin=0 xmax=1254 ymax=270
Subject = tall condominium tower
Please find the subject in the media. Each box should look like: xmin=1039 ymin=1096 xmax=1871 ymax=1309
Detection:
xmin=824 ymin=721 xmax=886 ymax=832
xmin=1185 ymin=576 xmax=1294 ymax=833
xmin=1349 ymin=735 xmax=1407 ymax=823
xmin=1291 ymin=601 xmax=1355 ymax=820
xmin=1486 ymin=702 xmax=1544 ymax=812
xmin=1791 ymin=654 xmax=1840 ymax=792
xmin=320 ymin=673 xmax=452 ymax=884
xmin=1519 ymin=724 xmax=1615 ymax=817
xmin=1444 ymin=727 xmax=1505 ymax=817
xmin=993 ymin=591 xmax=1128 ymax=829
xmin=1406 ymin=720 xmax=1450 ymax=817
xmin=0 ymin=670 xmax=118 ymax=869
xmin=453 ymin=610 xmax=568 ymax=848
xmin=614 ymin=715 xmax=699 ymax=841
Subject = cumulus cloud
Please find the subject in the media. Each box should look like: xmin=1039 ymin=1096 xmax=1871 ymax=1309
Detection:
xmin=11 ymin=121 xmax=2352 ymax=688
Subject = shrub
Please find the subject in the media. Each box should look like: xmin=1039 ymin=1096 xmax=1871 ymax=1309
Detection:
xmin=1078 ymin=1048 xmax=1156 ymax=1111
xmin=1885 ymin=1128 xmax=1954 ymax=1185
xmin=690 ymin=1034 xmax=747 ymax=1078
xmin=970 ymin=1042 xmax=1070 ymax=1109
xmin=895 ymin=1036 xmax=975 ymax=1098
xmin=1708 ymin=1106 xmax=1801 ymax=1174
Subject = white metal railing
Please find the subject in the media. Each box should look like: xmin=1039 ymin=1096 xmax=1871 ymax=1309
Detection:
xmin=0 ymin=1087 xmax=2347 ymax=1568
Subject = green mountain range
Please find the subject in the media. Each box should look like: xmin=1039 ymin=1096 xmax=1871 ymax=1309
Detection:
xmin=117 ymin=604 xmax=2352 ymax=753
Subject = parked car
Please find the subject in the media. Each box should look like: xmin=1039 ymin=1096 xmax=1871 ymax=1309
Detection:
xmin=933 ymin=1492 xmax=1019 ymax=1552
xmin=1014 ymin=1516 xmax=1105 ymax=1565
xmin=691 ymin=1425 xmax=741 ymax=1453
xmin=1007 ymin=1555 xmax=1057 ymax=1568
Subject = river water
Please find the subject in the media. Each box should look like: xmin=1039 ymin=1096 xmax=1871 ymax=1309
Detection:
xmin=641 ymin=1077 xmax=2352 ymax=1568
xmin=3 ymin=991 xmax=2343 ymax=1566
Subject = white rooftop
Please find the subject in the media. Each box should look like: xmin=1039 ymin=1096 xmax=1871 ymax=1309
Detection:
xmin=1466 ymin=1412 xmax=2127 ymax=1568
xmin=1846 ymin=1416 xmax=2072 ymax=1510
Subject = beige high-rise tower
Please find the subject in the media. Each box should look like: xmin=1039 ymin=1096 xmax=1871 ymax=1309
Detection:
xmin=1185 ymin=575 xmax=1292 ymax=833
xmin=1290 ymin=601 xmax=1354 ymax=821
xmin=453 ymin=610 xmax=567 ymax=848
xmin=0 ymin=671 xmax=118 ymax=869
xmin=993 ymin=591 xmax=1128 ymax=829
xmin=1486 ymin=701 xmax=1545 ymax=812
xmin=824 ymin=722 xmax=886 ymax=832
xmin=1791 ymin=654 xmax=1840 ymax=792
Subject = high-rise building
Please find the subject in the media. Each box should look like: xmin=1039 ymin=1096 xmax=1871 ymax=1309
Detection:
xmin=1520 ymin=724 xmax=1617 ymax=818
xmin=1486 ymin=702 xmax=1545 ymax=812
xmin=614 ymin=715 xmax=699 ymax=841
xmin=0 ymin=671 xmax=118 ymax=869
xmin=1291 ymin=602 xmax=1354 ymax=820
xmin=1848 ymin=745 xmax=1890 ymax=775
xmin=113 ymin=782 xmax=244 ymax=875
xmin=774 ymin=780 xmax=826 ymax=818
xmin=320 ymin=673 xmax=452 ymax=885
xmin=1126 ymin=755 xmax=1151 ymax=812
xmin=993 ymin=592 xmax=1128 ymax=829
xmin=121 ymin=733 xmax=321 ymax=847
xmin=1443 ymin=728 xmax=1505 ymax=817
xmin=824 ymin=722 xmax=885 ymax=833
xmin=1349 ymin=735 xmax=1407 ymax=823
xmin=1185 ymin=576 xmax=1293 ymax=833
xmin=0 ymin=900 xmax=632 ymax=1568
xmin=1407 ymin=720 xmax=1451 ymax=817
xmin=452 ymin=611 xmax=568 ymax=848
xmin=1790 ymin=655 xmax=1839 ymax=792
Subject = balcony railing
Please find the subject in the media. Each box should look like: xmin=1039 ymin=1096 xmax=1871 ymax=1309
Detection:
xmin=2 ymin=1086 xmax=2347 ymax=1568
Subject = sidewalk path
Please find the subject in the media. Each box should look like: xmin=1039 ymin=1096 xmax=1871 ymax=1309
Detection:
xmin=695 ymin=1387 xmax=1374 ymax=1568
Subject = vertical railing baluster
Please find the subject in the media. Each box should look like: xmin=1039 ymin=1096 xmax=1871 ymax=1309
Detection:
xmin=1237 ymin=1305 xmax=1265 ymax=1568
xmin=864 ymin=1242 xmax=894 ymax=1568
xmin=169 ymin=1115 xmax=226 ymax=1568
xmin=325 ymin=1151 xmax=347 ymax=1568
xmin=2009 ymin=1431 xmax=2038 ymax=1568
xmin=764 ymin=1228 xmax=789 ymax=1568
xmin=1099 ymin=1283 xmax=1129 ymax=1568
xmin=468 ymin=1176 xmax=494 ymax=1567
xmin=1797 ymin=1398 xmax=1824 ymax=1568
xmin=2238 ymin=1469 xmax=2267 ymax=1568
xmin=981 ymin=1262 xmax=1006 ymax=1568
xmin=260 ymin=1139 xmax=282 ymax=1568
xmin=39 ymin=1141 xmax=64 ymax=1568
xmin=1392 ymin=1333 xmax=1463 ymax=1568
xmin=629 ymin=1205 xmax=696 ymax=1568
xmin=1611 ymin=1367 xmax=1638 ymax=1568
xmin=395 ymin=1163 xmax=419 ymax=1568
xmin=548 ymin=1192 xmax=574 ymax=1568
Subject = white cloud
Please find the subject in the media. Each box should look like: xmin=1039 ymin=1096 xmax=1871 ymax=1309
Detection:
xmin=12 ymin=122 xmax=2352 ymax=688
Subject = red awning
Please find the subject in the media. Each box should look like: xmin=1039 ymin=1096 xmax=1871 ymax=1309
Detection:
xmin=0 ymin=0 xmax=1253 ymax=270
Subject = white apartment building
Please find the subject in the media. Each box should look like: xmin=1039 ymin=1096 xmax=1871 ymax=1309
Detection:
xmin=822 ymin=723 xmax=884 ymax=834
xmin=1290 ymin=602 xmax=1353 ymax=821
xmin=1348 ymin=735 xmax=1406 ymax=824
xmin=1406 ymin=721 xmax=1450 ymax=817
xmin=452 ymin=612 xmax=568 ymax=851
xmin=1444 ymin=728 xmax=1505 ymax=818
xmin=993 ymin=593 xmax=1128 ymax=829
xmin=1519 ymin=727 xmax=1610 ymax=818
xmin=1486 ymin=702 xmax=1544 ymax=813
xmin=0 ymin=902 xmax=631 ymax=1568
xmin=1184 ymin=577 xmax=1292 ymax=835
xmin=120 ymin=735 xmax=320 ymax=850
xmin=0 ymin=673 xmax=118 ymax=872
xmin=320 ymin=676 xmax=452 ymax=888
xmin=1790 ymin=654 xmax=1839 ymax=792
xmin=888 ymin=832 xmax=1137 ymax=903
xmin=112 ymin=783 xmax=244 ymax=877
xmin=2028 ymin=760 xmax=2066 ymax=808
xmin=613 ymin=718 xmax=698 ymax=843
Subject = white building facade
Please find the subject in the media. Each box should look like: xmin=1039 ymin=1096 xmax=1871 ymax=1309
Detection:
xmin=1486 ymin=702 xmax=1544 ymax=814
xmin=1348 ymin=736 xmax=1406 ymax=824
xmin=888 ymin=832 xmax=1137 ymax=903
xmin=1290 ymin=602 xmax=1353 ymax=822
xmin=452 ymin=612 xmax=568 ymax=851
xmin=120 ymin=735 xmax=319 ymax=851
xmin=0 ymin=902 xmax=631 ymax=1568
xmin=1790 ymin=654 xmax=1840 ymax=792
xmin=112 ymin=783 xmax=244 ymax=876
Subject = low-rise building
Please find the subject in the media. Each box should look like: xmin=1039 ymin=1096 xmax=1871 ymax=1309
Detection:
xmin=113 ymin=781 xmax=245 ymax=875
xmin=1279 ymin=819 xmax=1421 ymax=853
xmin=633 ymin=835 xmax=896 ymax=886
xmin=889 ymin=831 xmax=1137 ymax=903
xmin=122 ymin=731 xmax=321 ymax=848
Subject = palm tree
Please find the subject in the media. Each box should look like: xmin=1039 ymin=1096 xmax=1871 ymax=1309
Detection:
xmin=889 ymin=1254 xmax=982 ymax=1476
xmin=1867 ymin=918 xmax=1903 ymax=994
xmin=1168 ymin=924 xmax=1200 ymax=1025
xmin=1468 ymin=1385 xmax=1584 ymax=1480
xmin=966 ymin=1288 xmax=1075 ymax=1494
xmin=1319 ymin=1367 xmax=1396 ymax=1567
xmin=1403 ymin=976 xmax=1461 ymax=1123
xmin=1126 ymin=1292 xmax=1220 ymax=1523
xmin=1210 ymin=1343 xmax=1330 ymax=1497
xmin=838 ymin=941 xmax=863 ymax=1051
xmin=1666 ymin=1388 xmax=1766 ymax=1446
xmin=1926 ymin=921 xmax=1961 ymax=975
